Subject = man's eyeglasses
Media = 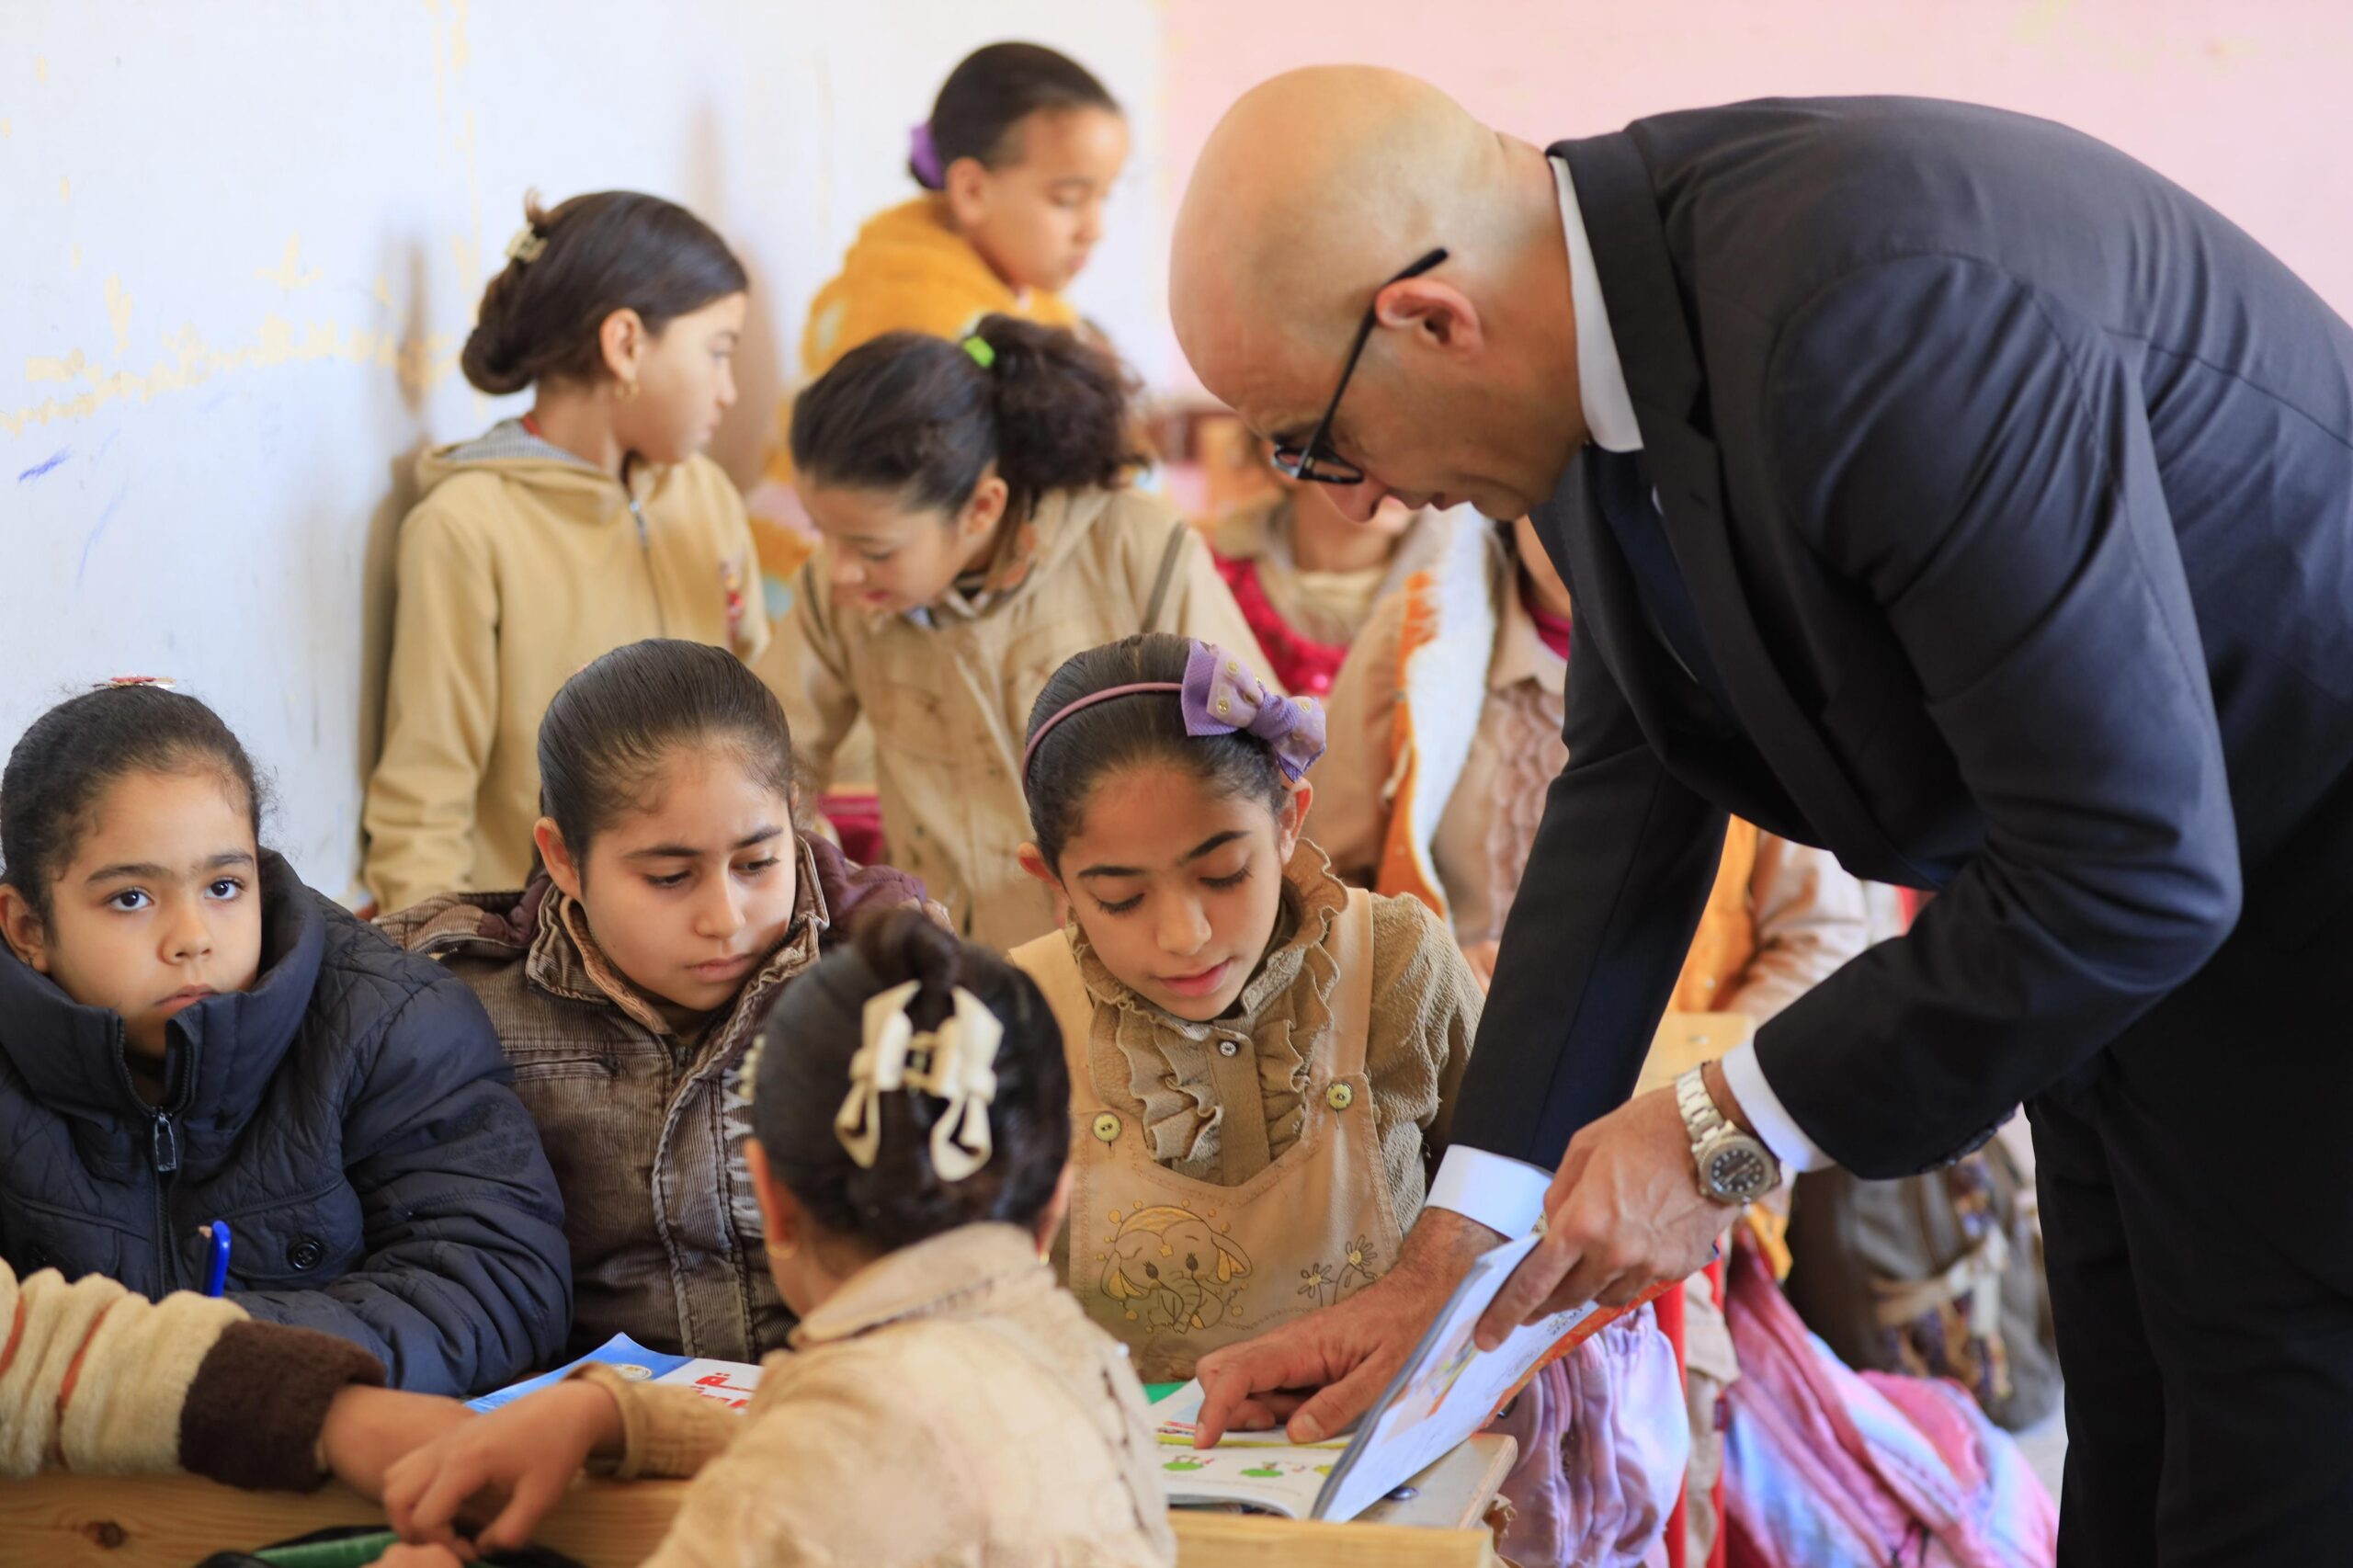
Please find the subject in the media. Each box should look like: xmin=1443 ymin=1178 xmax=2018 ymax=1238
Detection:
xmin=1267 ymin=247 xmax=1449 ymax=485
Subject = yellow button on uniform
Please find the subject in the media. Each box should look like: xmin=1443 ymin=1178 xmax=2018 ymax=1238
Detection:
xmin=1326 ymin=1083 xmax=1355 ymax=1111
xmin=1091 ymin=1113 xmax=1122 ymax=1143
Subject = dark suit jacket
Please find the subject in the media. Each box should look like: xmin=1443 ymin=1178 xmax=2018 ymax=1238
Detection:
xmin=1460 ymin=97 xmax=2353 ymax=1179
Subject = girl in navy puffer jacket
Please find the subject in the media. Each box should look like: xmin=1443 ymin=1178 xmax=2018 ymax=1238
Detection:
xmin=0 ymin=681 xmax=571 ymax=1396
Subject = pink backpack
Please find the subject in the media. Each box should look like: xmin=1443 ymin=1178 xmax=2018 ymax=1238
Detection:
xmin=1721 ymin=1237 xmax=2057 ymax=1568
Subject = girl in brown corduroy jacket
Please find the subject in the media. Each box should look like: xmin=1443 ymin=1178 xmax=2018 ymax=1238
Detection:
xmin=376 ymin=911 xmax=1174 ymax=1568
xmin=384 ymin=640 xmax=934 ymax=1364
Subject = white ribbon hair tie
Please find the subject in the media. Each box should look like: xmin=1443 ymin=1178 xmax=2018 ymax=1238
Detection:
xmin=835 ymin=981 xmax=1004 ymax=1182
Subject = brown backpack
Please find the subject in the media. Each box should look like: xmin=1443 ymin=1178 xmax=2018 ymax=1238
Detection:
xmin=1781 ymin=1126 xmax=2061 ymax=1432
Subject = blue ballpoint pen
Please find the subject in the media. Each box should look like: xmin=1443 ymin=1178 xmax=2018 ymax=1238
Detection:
xmin=199 ymin=1221 xmax=232 ymax=1297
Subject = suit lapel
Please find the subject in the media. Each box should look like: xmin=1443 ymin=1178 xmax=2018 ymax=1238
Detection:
xmin=1555 ymin=132 xmax=1929 ymax=882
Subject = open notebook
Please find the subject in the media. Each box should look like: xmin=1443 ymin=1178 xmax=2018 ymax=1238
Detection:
xmin=1146 ymin=1233 xmax=1676 ymax=1521
xmin=467 ymin=1333 xmax=766 ymax=1414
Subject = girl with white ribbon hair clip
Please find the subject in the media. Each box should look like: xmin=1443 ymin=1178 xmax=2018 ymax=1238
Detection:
xmin=835 ymin=980 xmax=1004 ymax=1181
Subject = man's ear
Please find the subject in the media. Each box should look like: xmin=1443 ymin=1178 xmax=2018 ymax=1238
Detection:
xmin=0 ymin=884 xmax=51 ymax=974
xmin=536 ymin=818 xmax=586 ymax=903
xmin=1375 ymin=278 xmax=1484 ymax=358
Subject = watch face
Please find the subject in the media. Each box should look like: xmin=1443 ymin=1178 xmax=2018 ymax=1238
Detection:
xmin=1706 ymin=1142 xmax=1775 ymax=1202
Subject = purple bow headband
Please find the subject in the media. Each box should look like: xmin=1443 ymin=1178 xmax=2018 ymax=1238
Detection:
xmin=910 ymin=123 xmax=945 ymax=190
xmin=1021 ymin=642 xmax=1327 ymax=784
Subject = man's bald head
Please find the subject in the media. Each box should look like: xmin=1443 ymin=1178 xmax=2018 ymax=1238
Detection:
xmin=1171 ymin=66 xmax=1586 ymax=525
xmin=1172 ymin=67 xmax=1504 ymax=390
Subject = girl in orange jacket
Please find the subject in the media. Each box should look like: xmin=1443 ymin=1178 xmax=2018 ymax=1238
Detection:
xmin=746 ymin=43 xmax=1131 ymax=610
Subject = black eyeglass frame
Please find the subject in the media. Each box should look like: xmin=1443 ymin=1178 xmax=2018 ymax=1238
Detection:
xmin=1267 ymin=247 xmax=1449 ymax=484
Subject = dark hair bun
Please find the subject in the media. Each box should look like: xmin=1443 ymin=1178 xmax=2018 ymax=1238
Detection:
xmin=973 ymin=316 xmax=1141 ymax=501
xmin=750 ymin=906 xmax=1069 ymax=1256
xmin=460 ymin=189 xmax=747 ymax=397
xmin=853 ymin=900 xmax=964 ymax=1013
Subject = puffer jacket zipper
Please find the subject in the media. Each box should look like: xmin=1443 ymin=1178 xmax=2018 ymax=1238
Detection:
xmin=113 ymin=1020 xmax=185 ymax=1291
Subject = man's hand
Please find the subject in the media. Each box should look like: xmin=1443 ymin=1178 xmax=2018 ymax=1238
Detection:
xmin=1472 ymin=1081 xmax=1739 ymax=1350
xmin=1191 ymin=1208 xmax=1503 ymax=1447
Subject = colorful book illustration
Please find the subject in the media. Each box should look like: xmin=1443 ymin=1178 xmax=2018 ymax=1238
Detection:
xmin=1146 ymin=1233 xmax=1675 ymax=1521
xmin=467 ymin=1334 xmax=767 ymax=1415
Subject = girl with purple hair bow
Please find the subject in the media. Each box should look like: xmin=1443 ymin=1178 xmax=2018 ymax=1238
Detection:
xmin=1006 ymin=633 xmax=1688 ymax=1563
xmin=1005 ymin=633 xmax=1486 ymax=1388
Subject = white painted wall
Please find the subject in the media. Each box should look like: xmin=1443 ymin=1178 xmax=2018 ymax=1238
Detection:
xmin=0 ymin=0 xmax=1167 ymax=898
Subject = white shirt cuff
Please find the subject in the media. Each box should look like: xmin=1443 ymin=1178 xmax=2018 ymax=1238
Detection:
xmin=1720 ymin=1040 xmax=1836 ymax=1174
xmin=1426 ymin=1145 xmax=1553 ymax=1238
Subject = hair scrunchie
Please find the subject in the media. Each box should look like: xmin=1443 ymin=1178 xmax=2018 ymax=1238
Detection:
xmin=909 ymin=122 xmax=946 ymax=190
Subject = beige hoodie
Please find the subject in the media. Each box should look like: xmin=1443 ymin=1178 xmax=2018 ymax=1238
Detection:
xmin=760 ymin=485 xmax=1270 ymax=951
xmin=363 ymin=423 xmax=767 ymax=915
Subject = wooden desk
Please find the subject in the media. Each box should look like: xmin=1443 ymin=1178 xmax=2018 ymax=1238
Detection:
xmin=0 ymin=1435 xmax=1514 ymax=1568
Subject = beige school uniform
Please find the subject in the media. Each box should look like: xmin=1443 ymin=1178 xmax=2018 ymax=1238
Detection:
xmin=364 ymin=425 xmax=767 ymax=915
xmin=1010 ymin=849 xmax=1480 ymax=1381
xmin=759 ymin=486 xmax=1271 ymax=952
xmin=575 ymin=1223 xmax=1176 ymax=1568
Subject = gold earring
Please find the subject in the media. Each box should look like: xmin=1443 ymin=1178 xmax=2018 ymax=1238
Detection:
xmin=617 ymin=377 xmax=641 ymax=403
xmin=765 ymin=1235 xmax=800 ymax=1267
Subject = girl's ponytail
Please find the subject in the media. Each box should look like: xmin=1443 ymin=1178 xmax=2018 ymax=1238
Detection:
xmin=790 ymin=316 xmax=1142 ymax=520
xmin=968 ymin=316 xmax=1142 ymax=510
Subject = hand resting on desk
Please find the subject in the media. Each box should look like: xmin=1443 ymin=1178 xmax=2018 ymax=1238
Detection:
xmin=381 ymin=1379 xmax=627 ymax=1557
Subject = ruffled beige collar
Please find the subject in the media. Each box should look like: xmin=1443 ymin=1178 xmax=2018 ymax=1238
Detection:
xmin=1063 ymin=844 xmax=1348 ymax=1184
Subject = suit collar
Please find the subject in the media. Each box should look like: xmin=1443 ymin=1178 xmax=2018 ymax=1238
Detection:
xmin=1549 ymin=153 xmax=1643 ymax=454
xmin=1552 ymin=135 xmax=1707 ymax=435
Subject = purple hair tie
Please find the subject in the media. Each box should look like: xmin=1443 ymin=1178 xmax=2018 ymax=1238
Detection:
xmin=909 ymin=123 xmax=945 ymax=190
xmin=1019 ymin=642 xmax=1327 ymax=785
